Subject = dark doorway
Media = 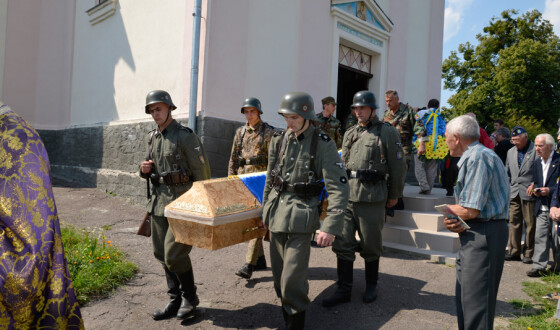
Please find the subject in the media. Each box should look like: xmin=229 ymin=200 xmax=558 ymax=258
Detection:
xmin=336 ymin=65 xmax=371 ymax=135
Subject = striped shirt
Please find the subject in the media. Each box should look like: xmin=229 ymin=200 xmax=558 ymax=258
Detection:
xmin=455 ymin=141 xmax=510 ymax=220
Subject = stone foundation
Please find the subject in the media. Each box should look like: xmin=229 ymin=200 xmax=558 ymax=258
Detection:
xmin=38 ymin=116 xmax=244 ymax=205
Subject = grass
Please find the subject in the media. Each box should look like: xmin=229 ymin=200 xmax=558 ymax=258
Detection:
xmin=61 ymin=225 xmax=138 ymax=305
xmin=508 ymin=273 xmax=560 ymax=329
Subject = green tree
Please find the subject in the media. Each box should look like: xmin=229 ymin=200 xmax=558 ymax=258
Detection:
xmin=442 ymin=9 xmax=560 ymax=135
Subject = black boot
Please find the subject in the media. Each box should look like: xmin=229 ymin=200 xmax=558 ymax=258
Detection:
xmin=235 ymin=263 xmax=254 ymax=279
xmin=176 ymin=269 xmax=199 ymax=319
xmin=286 ymin=311 xmax=305 ymax=330
xmin=255 ymin=255 xmax=267 ymax=271
xmin=152 ymin=267 xmax=182 ymax=320
xmin=322 ymin=259 xmax=353 ymax=307
xmin=363 ymin=259 xmax=379 ymax=303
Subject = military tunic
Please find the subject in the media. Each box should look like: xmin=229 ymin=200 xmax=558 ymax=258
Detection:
xmin=228 ymin=120 xmax=275 ymax=175
xmin=140 ymin=120 xmax=211 ymax=273
xmin=227 ymin=119 xmax=275 ymax=265
xmin=382 ymin=102 xmax=416 ymax=167
xmin=315 ymin=112 xmax=342 ymax=149
xmin=334 ymin=116 xmax=405 ymax=262
xmin=262 ymin=124 xmax=349 ymax=314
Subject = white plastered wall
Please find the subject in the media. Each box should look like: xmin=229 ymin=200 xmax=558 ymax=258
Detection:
xmin=0 ymin=0 xmax=7 ymax=101
xmin=70 ymin=0 xmax=192 ymax=127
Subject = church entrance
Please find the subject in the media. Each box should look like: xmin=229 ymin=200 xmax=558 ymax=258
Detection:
xmin=336 ymin=64 xmax=371 ymax=135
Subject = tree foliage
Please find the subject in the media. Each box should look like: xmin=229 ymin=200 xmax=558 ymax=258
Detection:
xmin=442 ymin=10 xmax=560 ymax=135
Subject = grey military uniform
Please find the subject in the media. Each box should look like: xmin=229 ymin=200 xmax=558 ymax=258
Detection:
xmin=262 ymin=124 xmax=349 ymax=314
xmin=334 ymin=116 xmax=405 ymax=262
xmin=140 ymin=120 xmax=211 ymax=273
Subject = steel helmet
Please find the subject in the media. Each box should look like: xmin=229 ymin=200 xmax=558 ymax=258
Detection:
xmin=241 ymin=97 xmax=263 ymax=114
xmin=277 ymin=92 xmax=315 ymax=121
xmin=351 ymin=91 xmax=378 ymax=110
xmin=145 ymin=90 xmax=177 ymax=114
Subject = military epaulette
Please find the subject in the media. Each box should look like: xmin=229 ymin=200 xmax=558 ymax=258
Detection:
xmin=318 ymin=132 xmax=331 ymax=142
xmin=347 ymin=124 xmax=359 ymax=133
xmin=263 ymin=122 xmax=275 ymax=131
xmin=178 ymin=123 xmax=193 ymax=133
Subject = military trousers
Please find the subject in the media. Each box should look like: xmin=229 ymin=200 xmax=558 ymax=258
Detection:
xmin=270 ymin=232 xmax=312 ymax=315
xmin=456 ymin=220 xmax=508 ymax=330
xmin=151 ymin=215 xmax=193 ymax=274
xmin=245 ymin=237 xmax=265 ymax=265
xmin=508 ymin=195 xmax=536 ymax=258
xmin=333 ymin=201 xmax=385 ymax=262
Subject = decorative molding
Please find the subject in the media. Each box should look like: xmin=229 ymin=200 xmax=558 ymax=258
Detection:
xmin=86 ymin=0 xmax=117 ymax=26
xmin=336 ymin=22 xmax=383 ymax=47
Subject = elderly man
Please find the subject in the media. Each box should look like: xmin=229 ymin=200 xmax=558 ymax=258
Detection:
xmin=443 ymin=115 xmax=509 ymax=330
xmin=505 ymin=126 xmax=537 ymax=263
xmin=527 ymin=134 xmax=560 ymax=277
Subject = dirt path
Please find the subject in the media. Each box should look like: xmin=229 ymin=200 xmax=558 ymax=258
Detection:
xmin=53 ymin=183 xmax=534 ymax=329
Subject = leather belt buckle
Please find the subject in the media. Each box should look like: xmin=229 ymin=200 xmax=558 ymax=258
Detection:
xmin=349 ymin=170 xmax=358 ymax=178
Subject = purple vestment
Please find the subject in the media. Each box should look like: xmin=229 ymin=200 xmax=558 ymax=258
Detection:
xmin=0 ymin=105 xmax=83 ymax=328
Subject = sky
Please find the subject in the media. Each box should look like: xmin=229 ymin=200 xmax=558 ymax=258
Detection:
xmin=441 ymin=0 xmax=560 ymax=108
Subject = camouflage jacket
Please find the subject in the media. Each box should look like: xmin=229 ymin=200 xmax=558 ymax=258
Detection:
xmin=316 ymin=112 xmax=342 ymax=148
xmin=382 ymin=102 xmax=416 ymax=155
xmin=228 ymin=120 xmax=275 ymax=175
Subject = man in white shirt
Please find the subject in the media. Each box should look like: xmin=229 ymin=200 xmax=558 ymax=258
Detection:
xmin=526 ymin=133 xmax=560 ymax=276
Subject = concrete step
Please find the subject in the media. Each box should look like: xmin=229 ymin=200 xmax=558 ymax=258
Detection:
xmin=401 ymin=186 xmax=455 ymax=213
xmin=382 ymin=224 xmax=460 ymax=255
xmin=383 ymin=241 xmax=457 ymax=266
xmin=386 ymin=209 xmax=447 ymax=232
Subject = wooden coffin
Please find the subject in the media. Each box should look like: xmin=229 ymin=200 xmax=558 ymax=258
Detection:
xmin=165 ymin=176 xmax=267 ymax=251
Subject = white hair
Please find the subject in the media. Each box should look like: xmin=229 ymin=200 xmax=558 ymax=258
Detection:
xmin=446 ymin=115 xmax=480 ymax=141
xmin=536 ymin=133 xmax=555 ymax=146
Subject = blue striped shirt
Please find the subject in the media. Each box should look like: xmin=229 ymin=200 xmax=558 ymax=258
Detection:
xmin=455 ymin=141 xmax=510 ymax=220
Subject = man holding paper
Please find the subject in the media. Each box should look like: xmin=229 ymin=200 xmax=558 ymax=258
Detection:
xmin=443 ymin=115 xmax=510 ymax=330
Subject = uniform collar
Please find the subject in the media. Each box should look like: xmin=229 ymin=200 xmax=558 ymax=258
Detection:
xmin=246 ymin=119 xmax=263 ymax=133
xmin=357 ymin=115 xmax=379 ymax=131
xmin=289 ymin=123 xmax=314 ymax=142
xmin=157 ymin=119 xmax=178 ymax=136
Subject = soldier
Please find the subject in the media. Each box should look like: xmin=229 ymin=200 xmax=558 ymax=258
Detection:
xmin=263 ymin=92 xmax=349 ymax=329
xmin=383 ymin=90 xmax=416 ymax=170
xmin=323 ymin=91 xmax=405 ymax=307
xmin=316 ymin=96 xmax=342 ymax=148
xmin=229 ymin=97 xmax=275 ymax=280
xmin=139 ymin=90 xmax=211 ymax=321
